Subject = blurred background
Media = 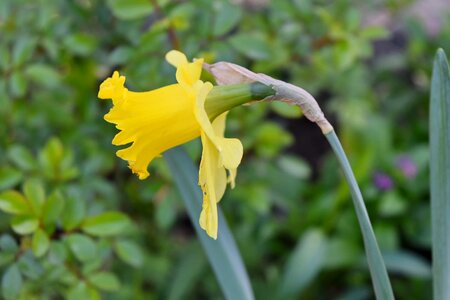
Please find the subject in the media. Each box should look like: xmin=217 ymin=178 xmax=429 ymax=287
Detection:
xmin=0 ymin=0 xmax=449 ymax=299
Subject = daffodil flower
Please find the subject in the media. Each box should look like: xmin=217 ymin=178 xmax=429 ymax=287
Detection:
xmin=98 ymin=50 xmax=273 ymax=239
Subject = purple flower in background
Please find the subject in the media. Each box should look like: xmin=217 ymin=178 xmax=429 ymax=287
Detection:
xmin=373 ymin=172 xmax=394 ymax=191
xmin=396 ymin=155 xmax=418 ymax=179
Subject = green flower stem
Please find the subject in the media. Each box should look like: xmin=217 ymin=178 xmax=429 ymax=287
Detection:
xmin=325 ymin=130 xmax=394 ymax=300
xmin=205 ymin=83 xmax=275 ymax=120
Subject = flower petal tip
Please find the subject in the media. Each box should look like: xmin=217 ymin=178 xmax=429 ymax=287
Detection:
xmin=98 ymin=71 xmax=127 ymax=100
xmin=166 ymin=50 xmax=188 ymax=67
xmin=132 ymin=168 xmax=150 ymax=180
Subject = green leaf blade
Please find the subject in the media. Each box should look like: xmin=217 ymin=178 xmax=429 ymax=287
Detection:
xmin=430 ymin=48 xmax=450 ymax=300
xmin=165 ymin=147 xmax=254 ymax=300
xmin=325 ymin=131 xmax=394 ymax=300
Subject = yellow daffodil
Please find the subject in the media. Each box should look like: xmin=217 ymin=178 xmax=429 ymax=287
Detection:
xmin=98 ymin=50 xmax=244 ymax=239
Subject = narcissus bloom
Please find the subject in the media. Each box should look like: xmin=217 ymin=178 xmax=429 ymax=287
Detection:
xmin=98 ymin=51 xmax=243 ymax=239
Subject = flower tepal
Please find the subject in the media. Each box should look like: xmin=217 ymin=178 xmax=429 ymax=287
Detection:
xmin=98 ymin=51 xmax=243 ymax=239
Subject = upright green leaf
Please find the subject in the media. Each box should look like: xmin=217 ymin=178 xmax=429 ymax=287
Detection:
xmin=326 ymin=131 xmax=394 ymax=300
xmin=165 ymin=147 xmax=254 ymax=300
xmin=430 ymin=48 xmax=450 ymax=300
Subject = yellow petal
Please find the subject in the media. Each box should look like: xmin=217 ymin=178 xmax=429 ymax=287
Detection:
xmin=194 ymin=82 xmax=221 ymax=149
xmin=102 ymin=78 xmax=201 ymax=180
xmin=218 ymin=137 xmax=243 ymax=170
xmin=100 ymin=51 xmax=244 ymax=240
xmin=100 ymin=50 xmax=206 ymax=182
xmin=198 ymin=133 xmax=227 ymax=239
xmin=98 ymin=71 xmax=127 ymax=104
xmin=165 ymin=50 xmax=188 ymax=67
xmin=195 ymin=85 xmax=244 ymax=170
xmin=166 ymin=50 xmax=204 ymax=87
xmin=196 ymin=88 xmax=243 ymax=238
xmin=212 ymin=112 xmax=227 ymax=136
xmin=211 ymin=113 xmax=243 ymax=170
xmin=176 ymin=58 xmax=204 ymax=86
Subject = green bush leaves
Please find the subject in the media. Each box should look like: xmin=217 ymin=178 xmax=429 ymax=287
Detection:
xmin=106 ymin=0 xmax=154 ymax=20
xmin=0 ymin=190 xmax=30 ymax=215
xmin=67 ymin=234 xmax=98 ymax=262
xmin=2 ymin=264 xmax=23 ymax=300
xmin=81 ymin=212 xmax=130 ymax=236
xmin=0 ymin=0 xmax=444 ymax=298
xmin=88 ymin=272 xmax=121 ymax=291
xmin=32 ymin=229 xmax=50 ymax=257
xmin=0 ymin=156 xmax=134 ymax=299
xmin=114 ymin=240 xmax=144 ymax=267
xmin=11 ymin=215 xmax=39 ymax=235
xmin=278 ymin=229 xmax=328 ymax=298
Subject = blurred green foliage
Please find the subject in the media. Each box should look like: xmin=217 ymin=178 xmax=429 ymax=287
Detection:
xmin=0 ymin=0 xmax=449 ymax=299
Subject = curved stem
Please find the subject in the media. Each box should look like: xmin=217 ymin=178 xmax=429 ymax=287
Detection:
xmin=325 ymin=130 xmax=395 ymax=300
